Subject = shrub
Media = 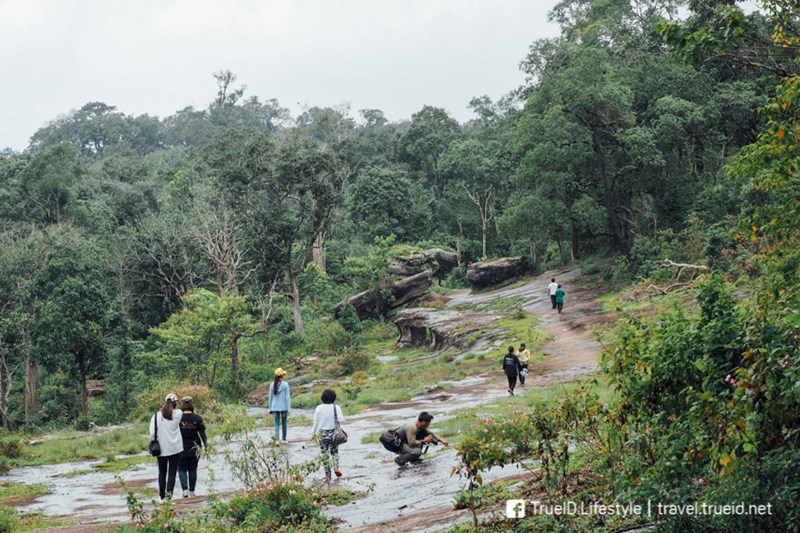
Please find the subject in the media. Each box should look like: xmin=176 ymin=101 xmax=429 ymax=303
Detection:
xmin=0 ymin=436 xmax=22 ymax=458
xmin=133 ymin=383 xmax=220 ymax=422
xmin=219 ymin=481 xmax=327 ymax=530
xmin=337 ymin=349 xmax=371 ymax=376
xmin=0 ymin=506 xmax=17 ymax=533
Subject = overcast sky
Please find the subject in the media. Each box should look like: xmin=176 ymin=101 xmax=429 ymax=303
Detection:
xmin=0 ymin=0 xmax=566 ymax=151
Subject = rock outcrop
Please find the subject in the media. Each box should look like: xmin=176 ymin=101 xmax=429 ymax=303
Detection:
xmin=333 ymin=271 xmax=433 ymax=320
xmin=466 ymin=256 xmax=528 ymax=287
xmin=393 ymin=308 xmax=504 ymax=351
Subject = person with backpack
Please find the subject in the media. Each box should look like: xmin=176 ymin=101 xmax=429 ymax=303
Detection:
xmin=149 ymin=393 xmax=183 ymax=499
xmin=517 ymin=343 xmax=531 ymax=386
xmin=268 ymin=368 xmax=291 ymax=444
xmin=310 ymin=389 xmax=346 ymax=481
xmin=177 ymin=396 xmax=207 ymax=498
xmin=394 ymin=411 xmax=449 ymax=466
xmin=503 ymin=345 xmax=523 ymax=395
xmin=548 ymin=278 xmax=559 ymax=309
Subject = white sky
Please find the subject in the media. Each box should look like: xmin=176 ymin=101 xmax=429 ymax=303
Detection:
xmin=0 ymin=0 xmax=563 ymax=151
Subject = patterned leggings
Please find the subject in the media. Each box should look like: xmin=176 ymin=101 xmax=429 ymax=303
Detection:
xmin=319 ymin=429 xmax=340 ymax=478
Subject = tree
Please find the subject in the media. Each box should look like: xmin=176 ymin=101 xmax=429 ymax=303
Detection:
xmin=32 ymin=228 xmax=110 ymax=417
xmin=149 ymin=288 xmax=268 ymax=389
xmin=397 ymin=106 xmax=463 ymax=200
xmin=440 ymin=139 xmax=510 ymax=258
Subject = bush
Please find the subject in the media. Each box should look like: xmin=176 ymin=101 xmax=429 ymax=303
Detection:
xmin=336 ymin=303 xmax=362 ymax=334
xmin=0 ymin=506 xmax=17 ymax=533
xmin=133 ymin=383 xmax=220 ymax=422
xmin=443 ymin=263 xmax=469 ymax=288
xmin=218 ymin=480 xmax=327 ymax=530
xmin=0 ymin=436 xmax=22 ymax=458
xmin=337 ymin=349 xmax=371 ymax=376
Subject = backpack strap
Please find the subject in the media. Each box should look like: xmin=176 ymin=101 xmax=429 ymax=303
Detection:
xmin=154 ymin=411 xmax=159 ymax=442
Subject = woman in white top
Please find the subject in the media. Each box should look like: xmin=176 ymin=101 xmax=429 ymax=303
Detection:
xmin=149 ymin=392 xmax=183 ymax=499
xmin=310 ymin=389 xmax=345 ymax=481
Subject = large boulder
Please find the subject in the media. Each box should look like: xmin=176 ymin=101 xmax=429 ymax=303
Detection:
xmin=393 ymin=308 xmax=504 ymax=351
xmin=333 ymin=271 xmax=433 ymax=320
xmin=387 ymin=252 xmax=438 ymax=277
xmin=386 ymin=248 xmax=459 ymax=277
xmin=466 ymin=256 xmax=528 ymax=287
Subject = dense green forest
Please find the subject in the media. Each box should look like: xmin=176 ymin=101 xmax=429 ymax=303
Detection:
xmin=0 ymin=0 xmax=799 ymax=530
xmin=0 ymin=0 xmax=796 ymax=431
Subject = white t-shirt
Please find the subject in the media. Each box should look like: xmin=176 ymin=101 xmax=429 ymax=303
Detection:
xmin=311 ymin=403 xmax=345 ymax=434
xmin=548 ymin=282 xmax=559 ymax=295
xmin=149 ymin=409 xmax=184 ymax=457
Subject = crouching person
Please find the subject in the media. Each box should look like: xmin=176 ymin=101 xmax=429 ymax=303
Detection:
xmin=395 ymin=411 xmax=449 ymax=465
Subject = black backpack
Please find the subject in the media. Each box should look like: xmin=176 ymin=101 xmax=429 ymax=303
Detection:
xmin=379 ymin=427 xmax=403 ymax=453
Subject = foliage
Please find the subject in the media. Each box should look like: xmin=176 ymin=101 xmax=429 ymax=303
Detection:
xmin=0 ymin=506 xmax=17 ymax=533
xmin=215 ymin=481 xmax=329 ymax=531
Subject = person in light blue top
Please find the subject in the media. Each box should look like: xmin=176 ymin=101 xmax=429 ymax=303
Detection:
xmin=268 ymin=368 xmax=291 ymax=443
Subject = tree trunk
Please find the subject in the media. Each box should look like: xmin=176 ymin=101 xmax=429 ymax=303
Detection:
xmin=529 ymin=237 xmax=537 ymax=267
xmin=0 ymin=357 xmax=10 ymax=431
xmin=481 ymin=216 xmax=488 ymax=259
xmin=25 ymin=358 xmax=37 ymax=428
xmin=313 ymin=232 xmax=326 ymax=273
xmin=78 ymin=354 xmax=88 ymax=417
xmin=570 ymin=218 xmax=579 ymax=261
xmin=456 ymin=218 xmax=463 ymax=265
xmin=591 ymin=130 xmax=629 ymax=253
xmin=231 ymin=332 xmax=241 ymax=386
xmin=289 ymin=273 xmax=306 ymax=338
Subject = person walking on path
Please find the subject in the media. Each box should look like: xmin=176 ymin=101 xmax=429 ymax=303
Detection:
xmin=548 ymin=278 xmax=559 ymax=309
xmin=517 ymin=343 xmax=531 ymax=386
xmin=311 ymin=389 xmax=346 ymax=481
xmin=149 ymin=393 xmax=183 ymax=499
xmin=268 ymin=368 xmax=291 ymax=444
xmin=555 ymin=284 xmax=566 ymax=314
xmin=177 ymin=396 xmax=207 ymax=498
xmin=502 ymin=346 xmax=523 ymax=395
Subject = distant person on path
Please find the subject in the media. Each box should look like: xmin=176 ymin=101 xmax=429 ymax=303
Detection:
xmin=548 ymin=278 xmax=559 ymax=309
xmin=177 ymin=396 xmax=207 ymax=498
xmin=517 ymin=343 xmax=531 ymax=386
xmin=311 ymin=389 xmax=346 ymax=481
xmin=556 ymin=284 xmax=566 ymax=314
xmin=502 ymin=345 xmax=523 ymax=395
xmin=268 ymin=368 xmax=291 ymax=444
xmin=149 ymin=393 xmax=183 ymax=499
xmin=395 ymin=411 xmax=449 ymax=466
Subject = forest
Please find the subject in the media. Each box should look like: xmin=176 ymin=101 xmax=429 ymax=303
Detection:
xmin=0 ymin=0 xmax=798 ymax=531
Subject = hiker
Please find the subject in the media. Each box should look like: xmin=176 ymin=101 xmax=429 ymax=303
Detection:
xmin=177 ymin=396 xmax=207 ymax=498
xmin=502 ymin=345 xmax=523 ymax=395
xmin=268 ymin=368 xmax=291 ymax=444
xmin=517 ymin=343 xmax=531 ymax=386
xmin=149 ymin=393 xmax=183 ymax=499
xmin=395 ymin=411 xmax=449 ymax=466
xmin=548 ymin=278 xmax=558 ymax=309
xmin=555 ymin=284 xmax=565 ymax=314
xmin=311 ymin=389 xmax=346 ymax=481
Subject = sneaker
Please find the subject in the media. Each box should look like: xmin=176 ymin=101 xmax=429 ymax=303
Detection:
xmin=394 ymin=457 xmax=404 ymax=466
xmin=182 ymin=490 xmax=189 ymax=498
xmin=334 ymin=469 xmax=343 ymax=478
xmin=189 ymin=491 xmax=195 ymax=497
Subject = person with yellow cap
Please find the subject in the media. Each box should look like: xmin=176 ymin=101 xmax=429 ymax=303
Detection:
xmin=268 ymin=368 xmax=291 ymax=444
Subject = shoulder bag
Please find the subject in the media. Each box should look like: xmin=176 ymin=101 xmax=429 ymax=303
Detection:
xmin=149 ymin=411 xmax=162 ymax=456
xmin=331 ymin=404 xmax=348 ymax=445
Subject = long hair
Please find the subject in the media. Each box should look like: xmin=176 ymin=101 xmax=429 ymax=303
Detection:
xmin=162 ymin=399 xmax=174 ymax=420
xmin=273 ymin=375 xmax=283 ymax=396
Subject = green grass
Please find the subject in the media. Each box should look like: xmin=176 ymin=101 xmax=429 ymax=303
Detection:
xmin=451 ymin=296 xmax=527 ymax=313
xmin=0 ymin=482 xmax=51 ymax=502
xmin=319 ymin=487 xmax=362 ymax=506
xmin=93 ymin=455 xmax=151 ymax=473
xmin=16 ymin=426 xmax=150 ymax=468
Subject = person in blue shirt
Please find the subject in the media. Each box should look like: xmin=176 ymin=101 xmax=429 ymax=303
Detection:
xmin=268 ymin=368 xmax=291 ymax=444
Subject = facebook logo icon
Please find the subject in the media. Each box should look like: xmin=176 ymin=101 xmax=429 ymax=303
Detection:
xmin=506 ymin=499 xmax=526 ymax=518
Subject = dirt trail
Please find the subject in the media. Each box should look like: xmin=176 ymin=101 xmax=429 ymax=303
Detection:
xmin=14 ymin=267 xmax=613 ymax=533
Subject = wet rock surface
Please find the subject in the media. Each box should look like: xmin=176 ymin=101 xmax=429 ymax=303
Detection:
xmin=6 ymin=266 xmax=613 ymax=532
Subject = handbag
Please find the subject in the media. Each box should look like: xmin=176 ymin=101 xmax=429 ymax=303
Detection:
xmin=149 ymin=411 xmax=161 ymax=457
xmin=331 ymin=404 xmax=348 ymax=445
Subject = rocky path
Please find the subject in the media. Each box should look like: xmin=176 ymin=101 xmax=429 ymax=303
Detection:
xmin=15 ymin=266 xmax=612 ymax=533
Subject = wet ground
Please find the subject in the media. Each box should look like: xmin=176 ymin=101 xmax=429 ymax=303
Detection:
xmin=7 ymin=266 xmax=612 ymax=532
